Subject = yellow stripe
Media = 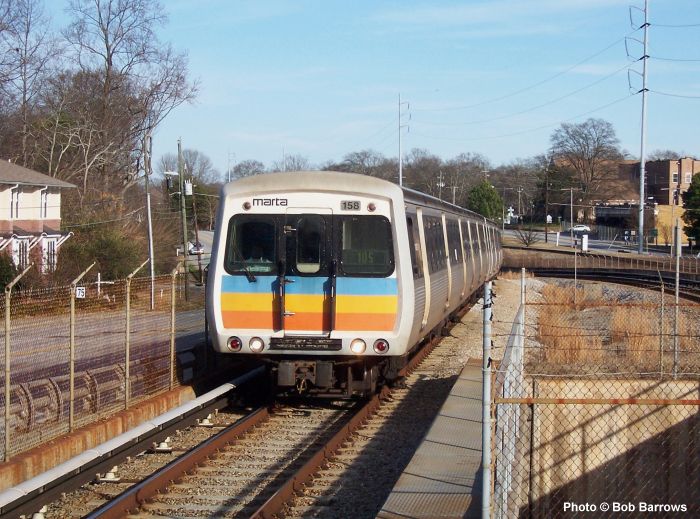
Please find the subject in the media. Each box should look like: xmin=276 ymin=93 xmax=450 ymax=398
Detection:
xmin=336 ymin=295 xmax=397 ymax=314
xmin=221 ymin=293 xmax=276 ymax=312
xmin=285 ymin=294 xmax=325 ymax=309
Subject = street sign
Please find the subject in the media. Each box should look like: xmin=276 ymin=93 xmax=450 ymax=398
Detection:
xmin=75 ymin=286 xmax=86 ymax=299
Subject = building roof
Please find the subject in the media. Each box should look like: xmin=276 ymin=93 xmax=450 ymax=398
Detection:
xmin=0 ymin=160 xmax=76 ymax=189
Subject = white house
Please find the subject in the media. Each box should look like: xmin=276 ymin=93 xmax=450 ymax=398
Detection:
xmin=0 ymin=160 xmax=76 ymax=272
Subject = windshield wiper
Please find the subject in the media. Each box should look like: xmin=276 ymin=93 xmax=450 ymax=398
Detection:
xmin=232 ymin=244 xmax=257 ymax=282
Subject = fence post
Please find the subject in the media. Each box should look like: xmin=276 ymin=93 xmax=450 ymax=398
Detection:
xmin=482 ymin=281 xmax=493 ymax=518
xmin=170 ymin=264 xmax=180 ymax=390
xmin=69 ymin=262 xmax=96 ymax=432
xmin=4 ymin=263 xmax=33 ymax=462
xmin=125 ymin=259 xmax=150 ymax=409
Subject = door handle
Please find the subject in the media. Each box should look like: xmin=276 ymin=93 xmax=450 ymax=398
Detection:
xmin=283 ymin=311 xmax=296 ymax=317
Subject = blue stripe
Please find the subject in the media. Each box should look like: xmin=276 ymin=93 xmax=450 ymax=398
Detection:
xmin=336 ymin=277 xmax=398 ymax=295
xmin=284 ymin=276 xmax=328 ymax=295
xmin=222 ymin=275 xmax=277 ymax=294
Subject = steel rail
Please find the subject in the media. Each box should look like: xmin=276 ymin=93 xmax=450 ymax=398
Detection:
xmin=0 ymin=367 xmax=265 ymax=519
xmin=249 ymin=304 xmax=472 ymax=519
xmin=86 ymin=407 xmax=270 ymax=519
xmin=525 ymin=268 xmax=700 ymax=302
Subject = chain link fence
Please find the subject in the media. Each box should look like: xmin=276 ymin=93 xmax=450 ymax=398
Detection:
xmin=492 ymin=279 xmax=700 ymax=518
xmin=0 ymin=266 xmax=206 ymax=462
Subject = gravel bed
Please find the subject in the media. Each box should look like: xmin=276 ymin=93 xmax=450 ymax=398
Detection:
xmin=280 ymin=276 xmax=529 ymax=519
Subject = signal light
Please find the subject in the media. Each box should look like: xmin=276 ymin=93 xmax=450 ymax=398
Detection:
xmin=373 ymin=339 xmax=390 ymax=354
xmin=227 ymin=336 xmax=242 ymax=352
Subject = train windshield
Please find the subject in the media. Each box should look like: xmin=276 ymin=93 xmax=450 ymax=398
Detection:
xmin=225 ymin=215 xmax=277 ymax=274
xmin=224 ymin=214 xmax=393 ymax=277
xmin=339 ymin=216 xmax=393 ymax=276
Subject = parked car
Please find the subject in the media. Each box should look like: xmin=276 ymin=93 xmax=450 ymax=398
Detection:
xmin=569 ymin=224 xmax=591 ymax=233
xmin=188 ymin=241 xmax=204 ymax=255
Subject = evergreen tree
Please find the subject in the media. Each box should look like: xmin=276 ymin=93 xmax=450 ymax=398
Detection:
xmin=681 ymin=174 xmax=700 ymax=245
xmin=467 ymin=181 xmax=503 ymax=220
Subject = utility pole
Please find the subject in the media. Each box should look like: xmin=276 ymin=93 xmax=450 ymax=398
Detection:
xmin=178 ymin=139 xmax=189 ymax=300
xmin=570 ymin=187 xmax=574 ymax=245
xmin=399 ymin=94 xmax=409 ymax=187
xmin=144 ymin=133 xmax=155 ymax=310
xmin=452 ymin=185 xmax=457 ymax=205
xmin=438 ymin=170 xmax=444 ymax=200
xmin=191 ymin=188 xmax=204 ymax=284
xmin=544 ymin=165 xmax=550 ymax=243
xmin=637 ymin=0 xmax=650 ymax=254
xmin=673 ymin=219 xmax=680 ymax=378
xmin=227 ymin=151 xmax=235 ymax=183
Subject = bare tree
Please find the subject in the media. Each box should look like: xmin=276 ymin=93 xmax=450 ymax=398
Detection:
xmin=64 ymin=0 xmax=197 ymax=196
xmin=3 ymin=0 xmax=61 ymax=166
xmin=232 ymin=159 xmax=266 ymax=179
xmin=403 ymin=148 xmax=443 ymax=196
xmin=0 ymin=0 xmax=19 ymax=87
xmin=270 ymin=153 xmax=312 ymax=172
xmin=549 ymin=118 xmax=623 ymax=210
xmin=648 ymin=149 xmax=683 ymax=161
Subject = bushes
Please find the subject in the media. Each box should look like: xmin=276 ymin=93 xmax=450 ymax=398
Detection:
xmin=55 ymin=227 xmax=144 ymax=283
xmin=0 ymin=252 xmax=17 ymax=289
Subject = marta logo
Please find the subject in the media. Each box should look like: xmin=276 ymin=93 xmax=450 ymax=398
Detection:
xmin=252 ymin=198 xmax=288 ymax=206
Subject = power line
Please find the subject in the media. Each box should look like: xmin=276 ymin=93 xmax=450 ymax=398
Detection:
xmin=411 ymin=93 xmax=635 ymax=143
xmin=651 ymin=55 xmax=700 ymax=62
xmin=413 ymin=31 xmax=636 ymax=113
xmin=650 ymin=89 xmax=700 ymax=99
xmin=652 ymin=22 xmax=700 ymax=28
xmin=413 ymin=62 xmax=630 ymax=128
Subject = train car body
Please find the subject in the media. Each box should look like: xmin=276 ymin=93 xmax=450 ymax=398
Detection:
xmin=207 ymin=171 xmax=501 ymax=396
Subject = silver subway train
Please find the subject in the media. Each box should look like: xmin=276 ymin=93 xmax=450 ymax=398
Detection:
xmin=206 ymin=171 xmax=501 ymax=396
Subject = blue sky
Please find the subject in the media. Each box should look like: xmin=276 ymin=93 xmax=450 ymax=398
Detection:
xmin=58 ymin=1 xmax=700 ymax=175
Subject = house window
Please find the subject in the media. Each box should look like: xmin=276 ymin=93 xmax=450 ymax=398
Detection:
xmin=15 ymin=239 xmax=29 ymax=269
xmin=685 ymin=172 xmax=692 ymax=184
xmin=10 ymin=188 xmax=20 ymax=219
xmin=41 ymin=190 xmax=48 ymax=218
xmin=672 ymin=171 xmax=679 ymax=183
xmin=44 ymin=238 xmax=57 ymax=273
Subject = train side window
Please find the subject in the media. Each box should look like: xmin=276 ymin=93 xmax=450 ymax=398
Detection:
xmin=406 ymin=215 xmax=423 ymax=278
xmin=463 ymin=221 xmax=472 ymax=257
xmin=423 ymin=216 xmax=445 ymax=273
xmin=447 ymin=219 xmax=462 ymax=265
xmin=225 ymin=215 xmax=278 ymax=275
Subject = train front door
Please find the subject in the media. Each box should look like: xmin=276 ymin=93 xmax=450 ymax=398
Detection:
xmin=281 ymin=209 xmax=333 ymax=335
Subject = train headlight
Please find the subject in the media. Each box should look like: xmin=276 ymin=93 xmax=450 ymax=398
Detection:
xmin=249 ymin=337 xmax=265 ymax=353
xmin=350 ymin=338 xmax=366 ymax=354
xmin=373 ymin=339 xmax=390 ymax=354
xmin=227 ymin=336 xmax=242 ymax=352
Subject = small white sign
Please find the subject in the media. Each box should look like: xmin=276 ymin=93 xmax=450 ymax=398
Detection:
xmin=75 ymin=286 xmax=86 ymax=299
xmin=582 ymin=235 xmax=589 ymax=252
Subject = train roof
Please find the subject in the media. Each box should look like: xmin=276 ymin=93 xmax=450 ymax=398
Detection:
xmin=222 ymin=171 xmax=402 ymax=198
xmin=223 ymin=171 xmax=498 ymax=227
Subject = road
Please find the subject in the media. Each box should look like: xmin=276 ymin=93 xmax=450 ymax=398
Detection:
xmin=503 ymin=229 xmax=686 ymax=258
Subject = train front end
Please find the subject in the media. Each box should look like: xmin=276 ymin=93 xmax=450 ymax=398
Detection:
xmin=207 ymin=172 xmax=412 ymax=397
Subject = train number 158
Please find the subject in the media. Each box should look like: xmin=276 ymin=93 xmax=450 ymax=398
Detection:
xmin=340 ymin=200 xmax=361 ymax=211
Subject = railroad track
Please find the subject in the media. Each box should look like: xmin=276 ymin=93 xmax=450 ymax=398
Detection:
xmin=521 ymin=268 xmax=700 ymax=302
xmin=35 ymin=303 xmax=474 ymax=519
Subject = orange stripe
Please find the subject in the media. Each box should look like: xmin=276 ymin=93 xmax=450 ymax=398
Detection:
xmin=334 ymin=313 xmax=396 ymax=331
xmin=222 ymin=310 xmax=278 ymax=329
xmin=284 ymin=312 xmax=330 ymax=331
